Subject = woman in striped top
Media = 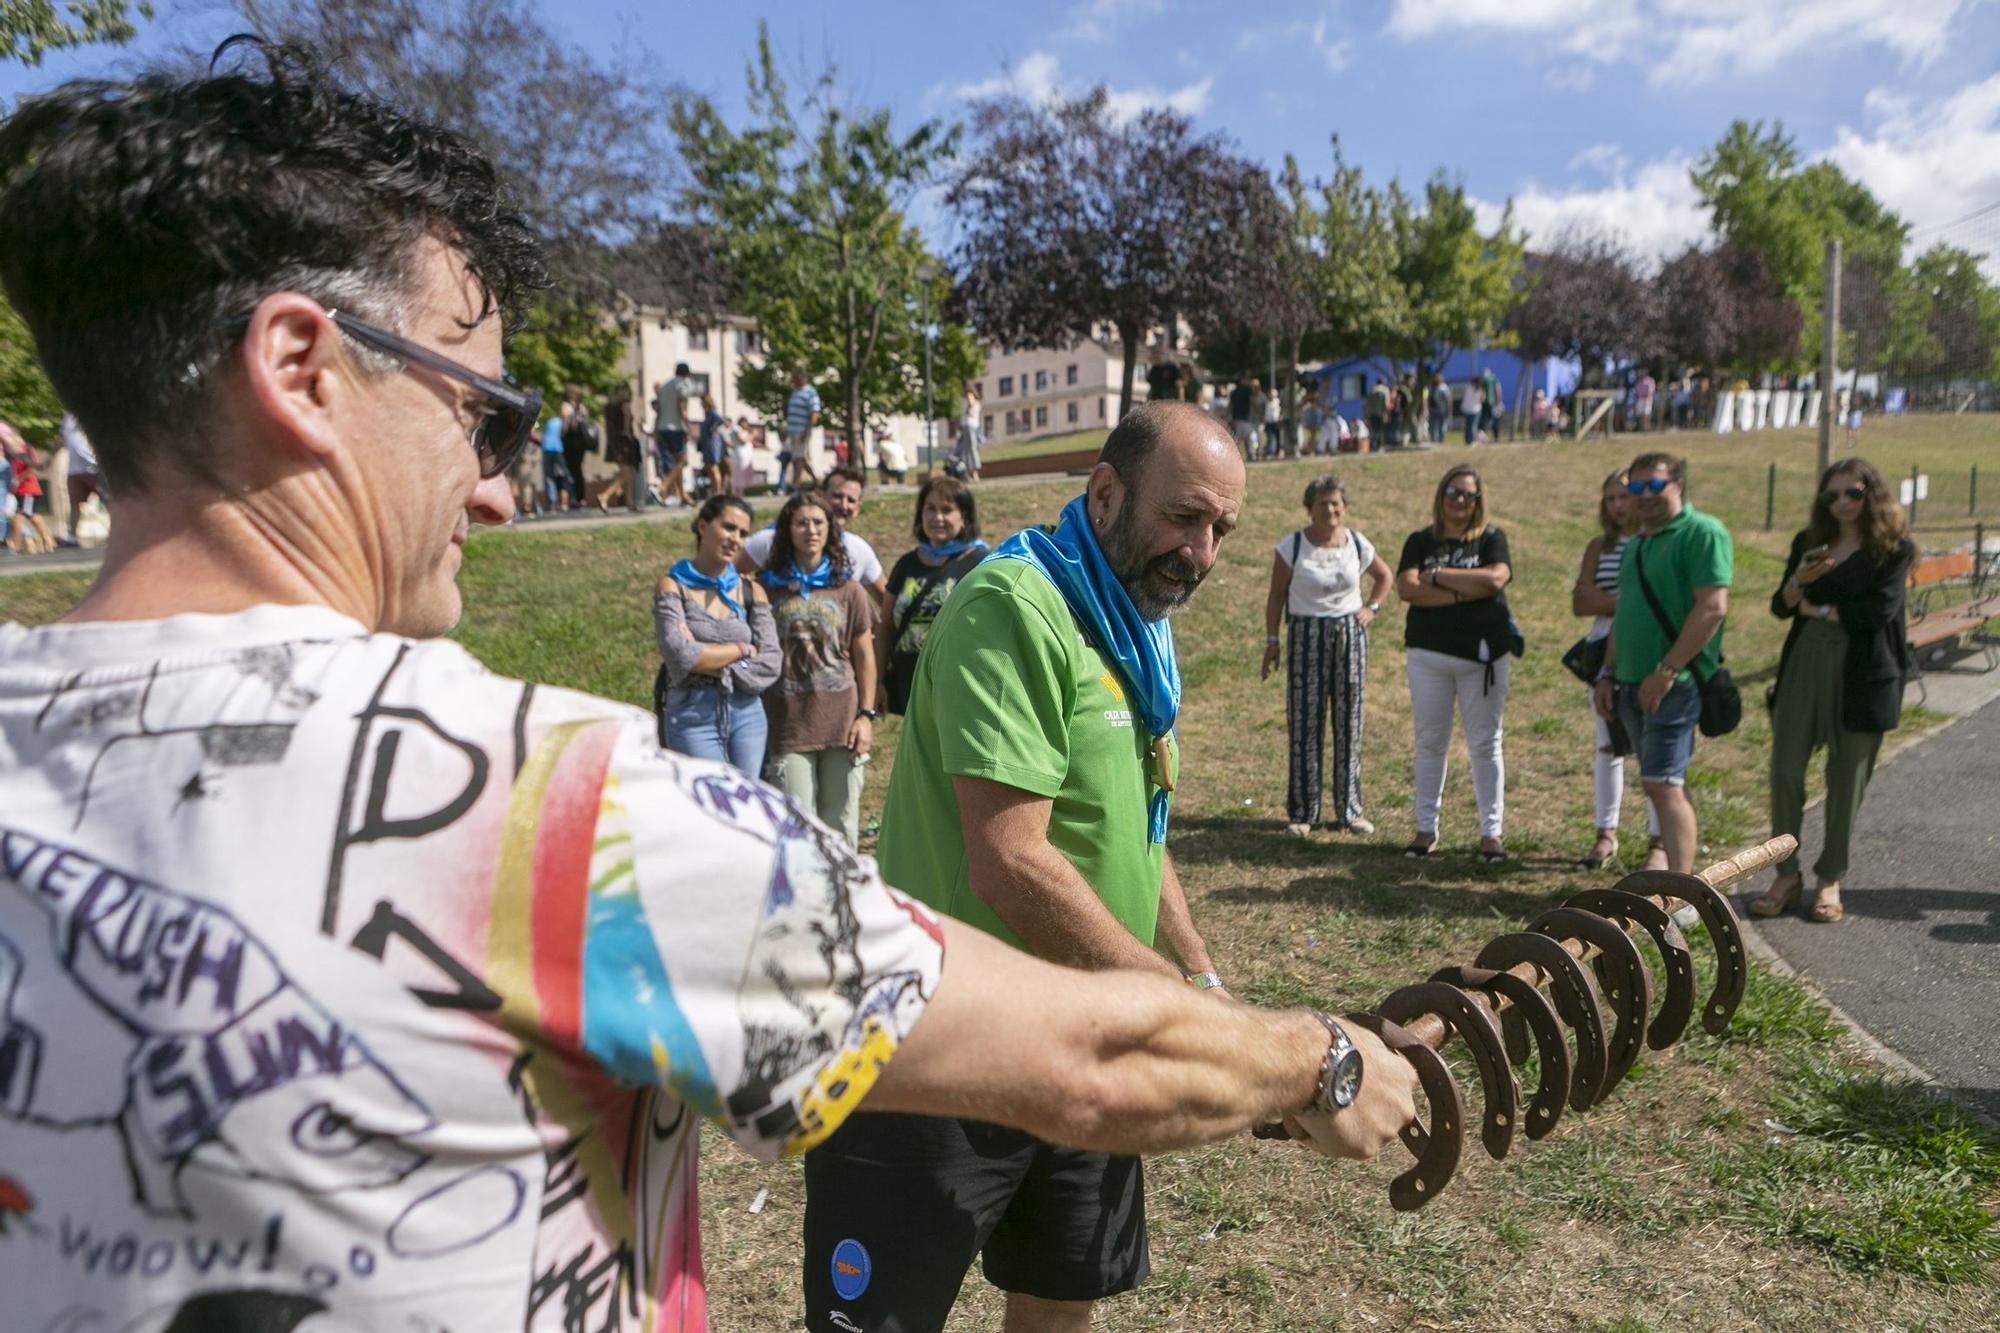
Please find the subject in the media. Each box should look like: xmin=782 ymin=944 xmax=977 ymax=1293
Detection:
xmin=1569 ymin=467 xmax=1661 ymax=870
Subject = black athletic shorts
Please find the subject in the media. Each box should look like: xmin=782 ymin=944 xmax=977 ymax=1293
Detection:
xmin=802 ymin=1110 xmax=1149 ymax=1332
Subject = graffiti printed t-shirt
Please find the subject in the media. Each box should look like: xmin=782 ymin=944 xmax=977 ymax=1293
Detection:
xmin=0 ymin=604 xmax=943 ymax=1333
xmin=877 ymin=558 xmax=1165 ymax=952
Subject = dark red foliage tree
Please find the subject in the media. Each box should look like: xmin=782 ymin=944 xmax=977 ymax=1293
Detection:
xmin=948 ymin=88 xmax=1278 ymax=418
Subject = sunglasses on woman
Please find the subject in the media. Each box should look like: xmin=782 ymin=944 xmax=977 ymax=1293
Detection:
xmin=1822 ymin=485 xmax=1868 ymax=505
xmin=223 ymin=309 xmax=541 ymax=479
xmin=1626 ymin=477 xmax=1671 ymax=495
xmin=1443 ymin=486 xmax=1480 ymax=501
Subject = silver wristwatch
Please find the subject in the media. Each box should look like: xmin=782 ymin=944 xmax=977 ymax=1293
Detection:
xmin=1306 ymin=1010 xmax=1364 ymax=1111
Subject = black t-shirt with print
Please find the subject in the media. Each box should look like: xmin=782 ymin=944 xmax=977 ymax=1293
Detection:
xmin=881 ymin=547 xmax=986 ymax=714
xmin=1397 ymin=526 xmax=1517 ymax=662
xmin=1146 ymin=362 xmax=1182 ymax=401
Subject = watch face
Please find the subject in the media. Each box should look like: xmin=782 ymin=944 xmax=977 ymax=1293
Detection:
xmin=1332 ymin=1050 xmax=1364 ymax=1108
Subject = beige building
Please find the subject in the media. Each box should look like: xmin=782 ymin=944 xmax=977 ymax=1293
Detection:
xmin=976 ymin=321 xmax=1190 ymax=444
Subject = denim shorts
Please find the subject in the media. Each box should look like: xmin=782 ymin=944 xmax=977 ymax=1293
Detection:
xmin=1615 ymin=677 xmax=1701 ymax=785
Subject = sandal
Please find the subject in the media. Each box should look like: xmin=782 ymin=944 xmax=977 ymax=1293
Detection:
xmin=1478 ymin=839 xmax=1509 ymax=865
xmin=1403 ymin=835 xmax=1437 ymax=859
xmin=1572 ymin=833 xmax=1618 ymax=871
xmin=1643 ymin=836 xmax=1670 ymax=872
xmin=1748 ymin=872 xmax=1803 ymax=919
xmin=1810 ymin=880 xmax=1845 ymax=924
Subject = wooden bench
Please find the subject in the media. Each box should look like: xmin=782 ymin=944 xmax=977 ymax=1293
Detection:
xmin=1905 ymin=551 xmax=2000 ymax=702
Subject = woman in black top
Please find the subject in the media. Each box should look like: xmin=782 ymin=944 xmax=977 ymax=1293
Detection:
xmin=1394 ymin=465 xmax=1521 ymax=862
xmin=875 ymin=475 xmax=987 ymax=715
xmin=1749 ymin=457 xmax=1914 ymax=924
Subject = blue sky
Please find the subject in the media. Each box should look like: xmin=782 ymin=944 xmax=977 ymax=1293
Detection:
xmin=7 ymin=0 xmax=1999 ymax=263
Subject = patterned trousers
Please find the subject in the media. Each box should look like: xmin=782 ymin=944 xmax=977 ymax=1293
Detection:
xmin=1286 ymin=613 xmax=1368 ymax=826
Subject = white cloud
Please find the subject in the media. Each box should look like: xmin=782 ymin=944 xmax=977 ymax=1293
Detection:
xmin=950 ymin=52 xmax=1063 ymax=105
xmin=1478 ymin=152 xmax=1711 ymax=263
xmin=1822 ymin=74 xmax=2000 ymax=247
xmin=1062 ymin=0 xmax=1166 ymax=43
xmin=947 ymin=50 xmax=1212 ymax=123
xmin=1384 ymin=0 xmax=1978 ymax=85
xmin=1238 ymin=11 xmax=1352 ymax=70
xmin=1568 ymin=142 xmax=1628 ymax=176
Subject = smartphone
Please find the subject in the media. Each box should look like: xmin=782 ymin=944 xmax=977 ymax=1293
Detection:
xmin=1803 ymin=544 xmax=1831 ymax=563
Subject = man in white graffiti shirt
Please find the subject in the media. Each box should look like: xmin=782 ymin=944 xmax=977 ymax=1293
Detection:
xmin=804 ymin=403 xmax=1324 ymax=1333
xmin=0 ymin=44 xmax=1415 ymax=1333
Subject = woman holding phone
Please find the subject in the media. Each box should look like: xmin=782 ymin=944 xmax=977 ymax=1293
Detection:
xmin=1749 ymin=458 xmax=1914 ymax=924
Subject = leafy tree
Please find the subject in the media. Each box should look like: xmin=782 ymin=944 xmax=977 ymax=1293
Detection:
xmin=1391 ymin=172 xmax=1525 ymax=370
xmin=1692 ymin=119 xmax=1909 ymax=364
xmin=1294 ymin=140 xmax=1409 ymax=368
xmin=1909 ymin=244 xmax=2000 ymax=383
xmin=1652 ymin=240 xmax=1803 ymax=378
xmin=3 ymin=0 xmax=148 ymax=66
xmin=505 ymin=299 xmax=627 ymax=419
xmin=1506 ymin=227 xmax=1655 ymax=424
xmin=950 ymin=86 xmax=1277 ymax=418
xmin=238 ymin=0 xmax=719 ymax=311
xmin=673 ymin=23 xmax=977 ymax=443
xmin=0 ymin=284 xmax=61 ymax=443
xmin=1192 ymin=167 xmax=1320 ymax=419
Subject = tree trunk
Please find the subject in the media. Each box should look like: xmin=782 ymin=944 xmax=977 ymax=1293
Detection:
xmin=1118 ymin=321 xmax=1140 ymax=420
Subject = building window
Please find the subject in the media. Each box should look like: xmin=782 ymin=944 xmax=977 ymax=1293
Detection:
xmin=735 ymin=329 xmax=761 ymax=354
xmin=1097 ymin=398 xmax=1106 ymax=420
xmin=1034 ymin=370 xmax=1048 ymax=391
xmin=1035 ymin=405 xmax=1048 ymax=428
xmin=688 ymin=373 xmax=712 ymax=396
xmin=687 ymin=328 xmax=709 ymax=350
xmin=1067 ymin=400 xmax=1079 ymax=424
xmin=1340 ymin=373 xmax=1364 ymax=401
xmin=999 ymin=375 xmax=1014 ymax=397
xmin=1066 ymin=364 xmax=1078 ymax=386
xmin=983 ymin=414 xmax=994 ymax=435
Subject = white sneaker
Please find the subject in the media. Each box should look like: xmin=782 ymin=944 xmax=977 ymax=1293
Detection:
xmin=1342 ymin=817 xmax=1376 ymax=836
xmin=1285 ymin=823 xmax=1312 ymax=838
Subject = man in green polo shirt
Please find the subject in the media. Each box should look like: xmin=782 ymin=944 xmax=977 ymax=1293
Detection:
xmin=1593 ymin=450 xmax=1732 ymax=885
xmin=802 ymin=403 xmax=1408 ymax=1333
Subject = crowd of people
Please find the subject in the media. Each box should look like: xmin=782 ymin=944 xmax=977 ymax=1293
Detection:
xmin=0 ymin=42 xmax=1927 ymax=1333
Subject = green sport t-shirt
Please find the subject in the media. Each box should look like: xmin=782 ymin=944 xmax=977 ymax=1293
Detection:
xmin=1612 ymin=503 xmax=1734 ymax=685
xmin=876 ymin=557 xmax=1166 ymax=953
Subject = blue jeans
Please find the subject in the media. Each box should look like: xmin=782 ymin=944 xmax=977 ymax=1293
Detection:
xmin=661 ymin=685 xmax=768 ymax=776
xmin=1428 ymin=411 xmax=1446 ymax=443
xmin=1615 ymin=677 xmax=1701 ymax=786
xmin=542 ymin=450 xmax=572 ymax=508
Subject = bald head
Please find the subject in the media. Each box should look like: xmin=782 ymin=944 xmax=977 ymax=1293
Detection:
xmin=1087 ymin=402 xmax=1245 ymax=621
xmin=1098 ymin=400 xmax=1240 ymax=489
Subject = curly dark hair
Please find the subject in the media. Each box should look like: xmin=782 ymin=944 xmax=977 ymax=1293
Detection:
xmin=0 ymin=37 xmax=546 ymax=494
xmin=765 ymin=493 xmax=851 ymax=583
xmin=1807 ymin=456 xmax=1908 ymax=562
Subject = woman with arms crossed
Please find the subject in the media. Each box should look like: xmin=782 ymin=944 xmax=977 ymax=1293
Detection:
xmin=1395 ymin=465 xmax=1521 ymax=862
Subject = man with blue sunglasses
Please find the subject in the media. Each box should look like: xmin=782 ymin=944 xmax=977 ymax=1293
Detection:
xmin=1593 ymin=452 xmax=1733 ymax=896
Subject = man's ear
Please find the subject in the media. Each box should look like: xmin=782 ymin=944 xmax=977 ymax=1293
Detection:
xmin=1086 ymin=461 xmax=1126 ymax=532
xmin=237 ymin=293 xmax=352 ymax=468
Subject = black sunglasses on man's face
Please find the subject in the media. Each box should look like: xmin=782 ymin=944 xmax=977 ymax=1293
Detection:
xmin=224 ymin=309 xmax=540 ymax=479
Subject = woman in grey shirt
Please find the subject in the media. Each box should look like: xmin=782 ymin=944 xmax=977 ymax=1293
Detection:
xmin=655 ymin=494 xmax=780 ymax=773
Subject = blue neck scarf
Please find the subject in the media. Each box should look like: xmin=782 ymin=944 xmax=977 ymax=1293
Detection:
xmin=759 ymin=556 xmax=836 ymax=596
xmin=991 ymin=494 xmax=1180 ymax=843
xmin=920 ymin=538 xmax=989 ymax=561
xmin=671 ymin=558 xmax=742 ymax=616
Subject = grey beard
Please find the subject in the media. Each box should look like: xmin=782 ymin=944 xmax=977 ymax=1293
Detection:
xmin=1100 ymin=498 xmax=1204 ymax=622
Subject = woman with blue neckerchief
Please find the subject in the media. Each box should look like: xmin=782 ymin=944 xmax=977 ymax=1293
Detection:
xmin=653 ymin=494 xmax=779 ymax=774
xmin=877 ymin=475 xmax=988 ymax=716
xmin=759 ymin=491 xmax=879 ymax=846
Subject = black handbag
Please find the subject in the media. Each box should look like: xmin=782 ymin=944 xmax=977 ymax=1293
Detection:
xmin=1560 ymin=634 xmax=1607 ymax=685
xmin=1631 ymin=537 xmax=1741 ymax=738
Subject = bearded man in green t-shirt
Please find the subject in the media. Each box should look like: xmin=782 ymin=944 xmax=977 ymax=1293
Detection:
xmin=803 ymin=403 xmax=1395 ymax=1332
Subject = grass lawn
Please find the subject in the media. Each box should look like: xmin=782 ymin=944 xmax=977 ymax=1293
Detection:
xmin=5 ymin=415 xmax=1997 ymax=1330
xmin=980 ymin=426 xmax=1104 ymax=461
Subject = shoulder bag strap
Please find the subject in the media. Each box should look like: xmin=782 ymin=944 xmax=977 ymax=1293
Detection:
xmin=1631 ymin=536 xmax=1722 ymax=680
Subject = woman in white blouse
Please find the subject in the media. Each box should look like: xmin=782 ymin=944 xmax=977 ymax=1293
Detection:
xmin=1262 ymin=475 xmax=1393 ymax=837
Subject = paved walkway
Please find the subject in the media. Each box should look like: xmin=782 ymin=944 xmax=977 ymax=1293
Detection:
xmin=1737 ymin=659 xmax=2000 ymax=1121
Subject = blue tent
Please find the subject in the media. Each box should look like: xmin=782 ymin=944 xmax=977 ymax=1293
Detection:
xmin=1309 ymin=348 xmax=1580 ymax=421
